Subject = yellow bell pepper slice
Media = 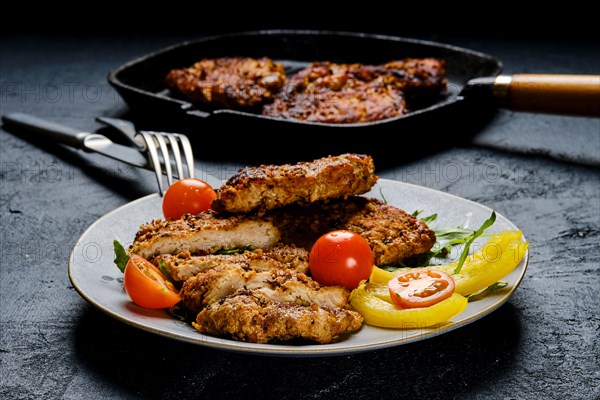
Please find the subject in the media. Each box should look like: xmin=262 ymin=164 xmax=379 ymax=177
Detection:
xmin=369 ymin=230 xmax=528 ymax=296
xmin=350 ymin=282 xmax=468 ymax=328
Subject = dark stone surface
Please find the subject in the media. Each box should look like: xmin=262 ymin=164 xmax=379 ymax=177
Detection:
xmin=0 ymin=32 xmax=598 ymax=400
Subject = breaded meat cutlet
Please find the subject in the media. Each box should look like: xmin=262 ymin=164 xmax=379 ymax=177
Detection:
xmin=181 ymin=264 xmax=350 ymax=312
xmin=268 ymin=196 xmax=436 ymax=266
xmin=152 ymin=244 xmax=309 ymax=282
xmin=132 ymin=197 xmax=434 ymax=266
xmin=194 ymin=290 xmax=363 ymax=344
xmin=211 ymin=153 xmax=378 ymax=215
xmin=129 ymin=212 xmax=279 ymax=260
xmin=165 ymin=57 xmax=286 ymax=109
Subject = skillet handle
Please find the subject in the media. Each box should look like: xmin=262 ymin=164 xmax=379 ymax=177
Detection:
xmin=495 ymin=74 xmax=600 ymax=117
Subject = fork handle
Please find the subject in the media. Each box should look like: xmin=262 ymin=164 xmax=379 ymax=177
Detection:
xmin=2 ymin=113 xmax=89 ymax=148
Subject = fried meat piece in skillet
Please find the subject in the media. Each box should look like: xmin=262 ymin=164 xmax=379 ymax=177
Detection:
xmin=262 ymin=58 xmax=446 ymax=123
xmin=381 ymin=58 xmax=447 ymax=98
xmin=262 ymin=62 xmax=407 ymax=123
xmin=194 ymin=290 xmax=364 ymax=344
xmin=165 ymin=57 xmax=286 ymax=109
xmin=152 ymin=244 xmax=309 ymax=282
xmin=211 ymin=153 xmax=378 ymax=215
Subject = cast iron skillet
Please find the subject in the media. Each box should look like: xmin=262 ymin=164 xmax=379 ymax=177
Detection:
xmin=108 ymin=30 xmax=501 ymax=125
xmin=107 ymin=30 xmax=598 ymax=162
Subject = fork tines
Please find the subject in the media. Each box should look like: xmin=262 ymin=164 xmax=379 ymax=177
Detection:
xmin=138 ymin=131 xmax=195 ymax=196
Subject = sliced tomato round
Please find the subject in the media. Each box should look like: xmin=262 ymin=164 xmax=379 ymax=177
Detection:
xmin=309 ymin=230 xmax=374 ymax=290
xmin=162 ymin=178 xmax=217 ymax=220
xmin=387 ymin=269 xmax=455 ymax=309
xmin=123 ymin=255 xmax=181 ymax=309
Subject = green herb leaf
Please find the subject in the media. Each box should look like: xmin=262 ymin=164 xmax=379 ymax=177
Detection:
xmin=113 ymin=240 xmax=129 ymax=273
xmin=467 ymin=281 xmax=508 ymax=301
xmin=379 ymin=188 xmax=388 ymax=204
xmin=435 ymin=227 xmax=474 ymax=240
xmin=379 ymin=264 xmax=402 ymax=272
xmin=385 ymin=210 xmax=497 ymax=271
xmin=453 ymin=211 xmax=497 ymax=274
xmin=420 ymin=213 xmax=438 ymax=225
xmin=214 ymin=245 xmax=253 ymax=255
xmin=158 ymin=259 xmax=174 ymax=281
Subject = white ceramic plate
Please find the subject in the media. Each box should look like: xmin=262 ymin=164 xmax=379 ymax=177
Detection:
xmin=69 ymin=179 xmax=528 ymax=356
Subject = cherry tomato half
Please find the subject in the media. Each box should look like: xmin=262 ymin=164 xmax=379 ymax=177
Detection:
xmin=387 ymin=269 xmax=455 ymax=309
xmin=162 ymin=178 xmax=217 ymax=220
xmin=123 ymin=255 xmax=181 ymax=309
xmin=309 ymin=230 xmax=374 ymax=290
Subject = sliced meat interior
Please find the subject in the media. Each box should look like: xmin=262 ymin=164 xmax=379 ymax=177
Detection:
xmin=181 ymin=263 xmax=350 ymax=312
xmin=129 ymin=212 xmax=280 ymax=260
xmin=152 ymin=244 xmax=309 ymax=282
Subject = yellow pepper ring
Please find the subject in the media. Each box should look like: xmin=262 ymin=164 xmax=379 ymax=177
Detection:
xmin=369 ymin=230 xmax=528 ymax=296
xmin=350 ymin=285 xmax=468 ymax=328
xmin=350 ymin=230 xmax=529 ymax=328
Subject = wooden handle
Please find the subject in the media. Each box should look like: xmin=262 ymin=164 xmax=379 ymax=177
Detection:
xmin=504 ymin=74 xmax=600 ymax=116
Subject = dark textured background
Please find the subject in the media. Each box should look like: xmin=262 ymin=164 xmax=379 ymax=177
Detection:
xmin=1 ymin=19 xmax=599 ymax=400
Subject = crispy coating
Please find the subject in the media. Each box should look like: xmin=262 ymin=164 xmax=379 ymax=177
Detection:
xmin=212 ymin=153 xmax=378 ymax=214
xmin=181 ymin=264 xmax=349 ymax=312
xmin=152 ymin=244 xmax=309 ymax=281
xmin=262 ymin=58 xmax=446 ymax=123
xmin=268 ymin=196 xmax=436 ymax=266
xmin=165 ymin=57 xmax=286 ymax=109
xmin=194 ymin=290 xmax=363 ymax=344
xmin=129 ymin=212 xmax=280 ymax=260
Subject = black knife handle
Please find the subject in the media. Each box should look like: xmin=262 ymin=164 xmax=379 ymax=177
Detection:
xmin=1 ymin=112 xmax=88 ymax=148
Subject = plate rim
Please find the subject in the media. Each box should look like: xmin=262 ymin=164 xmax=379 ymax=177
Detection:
xmin=68 ymin=179 xmax=528 ymax=357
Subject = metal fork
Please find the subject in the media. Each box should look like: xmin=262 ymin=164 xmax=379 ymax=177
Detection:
xmin=1 ymin=113 xmax=197 ymax=196
xmin=137 ymin=130 xmax=195 ymax=196
xmin=96 ymin=117 xmax=195 ymax=196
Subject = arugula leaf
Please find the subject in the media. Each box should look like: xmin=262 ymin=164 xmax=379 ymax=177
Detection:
xmin=467 ymin=281 xmax=508 ymax=301
xmin=214 ymin=245 xmax=253 ymax=255
xmin=453 ymin=211 xmax=497 ymax=274
xmin=113 ymin=240 xmax=129 ymax=273
xmin=420 ymin=213 xmax=438 ymax=225
xmin=381 ymin=210 xmax=497 ymax=271
xmin=435 ymin=226 xmax=474 ymax=240
xmin=379 ymin=188 xmax=388 ymax=204
xmin=379 ymin=264 xmax=402 ymax=272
